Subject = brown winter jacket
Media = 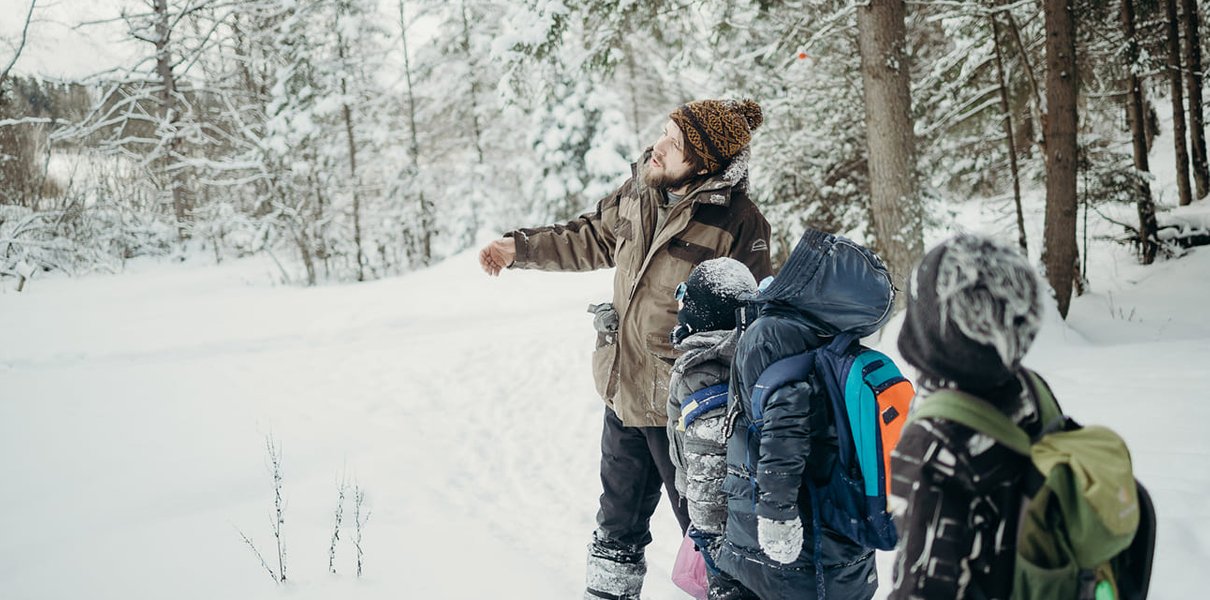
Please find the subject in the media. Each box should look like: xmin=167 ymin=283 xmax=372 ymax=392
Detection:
xmin=508 ymin=150 xmax=773 ymax=427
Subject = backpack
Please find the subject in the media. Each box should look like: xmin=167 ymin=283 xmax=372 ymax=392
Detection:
xmin=747 ymin=331 xmax=914 ymax=552
xmin=910 ymin=371 xmax=1156 ymax=600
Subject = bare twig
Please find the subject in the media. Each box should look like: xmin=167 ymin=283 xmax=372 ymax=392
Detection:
xmin=353 ymin=483 xmax=369 ymax=578
xmin=0 ymin=0 xmax=37 ymax=88
xmin=266 ymin=434 xmax=287 ymax=583
xmin=236 ymin=526 xmax=279 ymax=583
xmin=328 ymin=475 xmax=348 ymax=574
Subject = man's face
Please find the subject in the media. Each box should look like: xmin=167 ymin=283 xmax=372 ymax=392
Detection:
xmin=643 ymin=119 xmax=699 ymax=191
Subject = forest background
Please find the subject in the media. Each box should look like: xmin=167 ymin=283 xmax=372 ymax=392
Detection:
xmin=3 ymin=1 xmax=1210 ymax=598
xmin=2 ymin=0 xmax=1208 ymax=305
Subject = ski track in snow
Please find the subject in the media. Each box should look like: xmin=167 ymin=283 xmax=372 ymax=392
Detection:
xmin=1 ymin=241 xmax=1207 ymax=599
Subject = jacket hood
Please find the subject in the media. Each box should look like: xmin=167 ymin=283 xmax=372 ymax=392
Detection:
xmin=672 ymin=329 xmax=738 ymax=377
xmin=754 ymin=229 xmax=894 ymax=337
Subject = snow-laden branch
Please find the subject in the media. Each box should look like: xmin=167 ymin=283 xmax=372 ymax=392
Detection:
xmin=0 ymin=117 xmax=55 ymax=128
xmin=919 ymin=88 xmax=1002 ymax=138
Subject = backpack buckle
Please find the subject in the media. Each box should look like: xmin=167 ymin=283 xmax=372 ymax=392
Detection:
xmin=1077 ymin=568 xmax=1097 ymax=600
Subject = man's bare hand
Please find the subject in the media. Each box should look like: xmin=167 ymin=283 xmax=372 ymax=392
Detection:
xmin=478 ymin=237 xmax=516 ymax=276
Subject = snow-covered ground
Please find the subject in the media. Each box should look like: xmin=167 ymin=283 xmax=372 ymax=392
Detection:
xmin=2 ymin=214 xmax=1207 ymax=598
xmin=3 ymin=92 xmax=1209 ymax=596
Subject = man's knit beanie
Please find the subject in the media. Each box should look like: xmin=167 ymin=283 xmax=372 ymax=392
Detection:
xmin=670 ymin=99 xmax=763 ymax=174
xmin=897 ymin=235 xmax=1043 ymax=392
xmin=675 ymin=257 xmax=758 ymax=340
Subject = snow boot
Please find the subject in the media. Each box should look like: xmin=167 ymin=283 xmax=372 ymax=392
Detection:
xmin=584 ymin=533 xmax=646 ymax=600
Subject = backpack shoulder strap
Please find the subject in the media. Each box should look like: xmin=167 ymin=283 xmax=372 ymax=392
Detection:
xmin=679 ymin=382 xmax=730 ymax=430
xmin=1021 ymin=369 xmax=1064 ymax=431
xmin=750 ymin=351 xmax=816 ymax=425
xmin=910 ymin=390 xmax=1032 ymax=456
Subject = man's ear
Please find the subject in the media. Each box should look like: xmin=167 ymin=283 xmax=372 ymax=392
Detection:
xmin=697 ymin=169 xmax=709 ymax=175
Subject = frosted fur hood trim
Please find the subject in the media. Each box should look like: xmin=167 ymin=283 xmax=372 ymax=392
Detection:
xmin=721 ymin=147 xmax=751 ymax=187
xmin=671 ymin=329 xmax=738 ymax=382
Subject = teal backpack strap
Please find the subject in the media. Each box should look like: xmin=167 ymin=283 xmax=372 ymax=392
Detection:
xmin=910 ymin=390 xmax=1032 ymax=456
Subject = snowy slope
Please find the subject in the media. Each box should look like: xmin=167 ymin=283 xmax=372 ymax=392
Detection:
xmin=2 ymin=223 xmax=1208 ymax=598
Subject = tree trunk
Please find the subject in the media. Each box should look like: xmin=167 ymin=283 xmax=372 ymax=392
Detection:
xmin=459 ymin=0 xmax=484 ymax=243
xmin=992 ymin=11 xmax=1028 ymax=254
xmin=1005 ymin=9 xmax=1047 ymax=156
xmin=1042 ymin=0 xmax=1080 ymax=318
xmin=1165 ymin=0 xmax=1194 ymax=206
xmin=341 ymin=91 xmax=364 ymax=281
xmin=399 ymin=0 xmax=431 ymax=266
xmin=856 ymin=0 xmax=923 ymax=298
xmin=336 ymin=23 xmax=365 ymax=282
xmin=1182 ymin=0 xmax=1209 ymax=199
xmin=1123 ymin=0 xmax=1160 ymax=264
xmin=153 ymin=0 xmax=191 ymax=239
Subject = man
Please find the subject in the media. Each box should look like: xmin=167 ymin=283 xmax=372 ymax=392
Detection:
xmin=478 ymin=99 xmax=773 ymax=600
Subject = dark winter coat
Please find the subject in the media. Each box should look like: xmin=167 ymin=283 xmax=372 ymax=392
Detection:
xmin=715 ymin=230 xmax=894 ymax=600
xmin=507 ymin=149 xmax=772 ymax=427
xmin=888 ymin=372 xmax=1045 ymax=600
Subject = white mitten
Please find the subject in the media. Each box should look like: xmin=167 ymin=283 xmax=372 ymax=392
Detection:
xmin=757 ymin=515 xmax=803 ymax=565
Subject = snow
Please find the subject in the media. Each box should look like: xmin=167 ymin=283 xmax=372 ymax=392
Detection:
xmin=1 ymin=48 xmax=1208 ymax=597
xmin=1157 ymin=201 xmax=1210 ymax=242
xmin=691 ymin=257 xmax=758 ymax=303
xmin=2 ymin=213 xmax=1207 ymax=598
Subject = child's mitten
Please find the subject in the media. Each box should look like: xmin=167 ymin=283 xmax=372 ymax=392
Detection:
xmin=757 ymin=515 xmax=802 ymax=565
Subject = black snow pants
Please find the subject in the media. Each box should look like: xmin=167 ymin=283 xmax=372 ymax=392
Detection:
xmin=585 ymin=407 xmax=690 ymax=600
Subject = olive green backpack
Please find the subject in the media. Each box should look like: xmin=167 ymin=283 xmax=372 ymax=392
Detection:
xmin=910 ymin=372 xmax=1156 ymax=600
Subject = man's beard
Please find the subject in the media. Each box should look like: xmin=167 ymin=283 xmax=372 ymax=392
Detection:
xmin=641 ymin=162 xmax=699 ymax=191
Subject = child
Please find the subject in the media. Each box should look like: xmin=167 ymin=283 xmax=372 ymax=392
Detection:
xmin=715 ymin=229 xmax=893 ymax=600
xmin=890 ymin=234 xmax=1044 ymax=600
xmin=666 ymin=257 xmax=759 ymax=599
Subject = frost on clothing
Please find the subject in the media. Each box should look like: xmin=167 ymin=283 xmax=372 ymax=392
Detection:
xmin=899 ymin=234 xmax=1042 ymax=392
xmin=585 ymin=536 xmax=646 ymax=600
xmin=666 ymin=327 xmax=759 ymax=599
xmin=692 ymin=257 xmax=759 ymax=303
xmin=667 ymin=329 xmax=737 ymax=536
xmin=931 ymin=235 xmax=1041 ymax=368
xmin=674 ymin=257 xmax=758 ymax=344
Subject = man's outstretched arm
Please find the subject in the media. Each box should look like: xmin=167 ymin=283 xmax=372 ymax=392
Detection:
xmin=477 ymin=181 xmax=626 ymax=276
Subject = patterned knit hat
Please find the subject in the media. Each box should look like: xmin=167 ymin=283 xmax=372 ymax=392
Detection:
xmin=670 ymin=99 xmax=763 ymax=174
xmin=898 ymin=235 xmax=1043 ymax=392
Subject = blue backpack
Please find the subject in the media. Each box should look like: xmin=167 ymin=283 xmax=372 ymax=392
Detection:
xmin=748 ymin=332 xmax=914 ymax=553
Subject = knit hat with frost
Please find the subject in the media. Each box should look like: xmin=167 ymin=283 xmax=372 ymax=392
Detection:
xmin=672 ymin=257 xmax=758 ymax=344
xmin=897 ymin=235 xmax=1043 ymax=392
xmin=670 ymin=99 xmax=763 ymax=174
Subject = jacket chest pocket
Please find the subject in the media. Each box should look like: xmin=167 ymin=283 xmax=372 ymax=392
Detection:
xmin=613 ymin=218 xmax=636 ymax=242
xmin=667 ymin=237 xmax=715 ymax=265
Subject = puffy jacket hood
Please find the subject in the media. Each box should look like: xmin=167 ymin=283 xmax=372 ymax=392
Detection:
xmin=755 ymin=229 xmax=894 ymax=337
